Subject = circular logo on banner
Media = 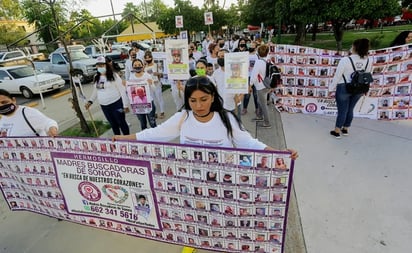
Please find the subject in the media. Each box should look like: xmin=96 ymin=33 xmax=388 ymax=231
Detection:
xmin=102 ymin=184 xmax=129 ymax=204
xmin=78 ymin=181 xmax=101 ymax=202
xmin=305 ymin=103 xmax=318 ymax=113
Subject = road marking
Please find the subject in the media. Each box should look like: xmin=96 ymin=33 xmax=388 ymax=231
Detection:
xmin=52 ymin=89 xmax=71 ymax=98
xmin=26 ymin=102 xmax=39 ymax=107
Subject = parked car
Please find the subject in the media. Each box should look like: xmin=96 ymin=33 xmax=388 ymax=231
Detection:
xmin=33 ymin=45 xmax=97 ymax=83
xmin=84 ymin=45 xmax=127 ymax=70
xmin=0 ymin=65 xmax=65 ymax=98
xmin=0 ymin=50 xmax=47 ymax=67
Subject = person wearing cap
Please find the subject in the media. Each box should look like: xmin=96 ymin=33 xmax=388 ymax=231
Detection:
xmin=171 ymin=48 xmax=183 ymax=64
xmin=85 ymin=56 xmax=130 ymax=135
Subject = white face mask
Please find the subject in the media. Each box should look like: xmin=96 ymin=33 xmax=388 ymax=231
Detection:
xmin=97 ymin=67 xmax=106 ymax=74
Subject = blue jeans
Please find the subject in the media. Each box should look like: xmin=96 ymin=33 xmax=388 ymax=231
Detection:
xmin=100 ymin=98 xmax=130 ymax=135
xmin=335 ymin=83 xmax=363 ymax=129
xmin=243 ymin=85 xmax=258 ymax=111
xmin=137 ymin=101 xmax=157 ymax=130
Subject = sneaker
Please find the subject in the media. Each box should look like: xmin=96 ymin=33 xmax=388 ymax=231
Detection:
xmin=341 ymin=128 xmax=349 ymax=136
xmin=330 ymin=130 xmax=341 ymax=139
xmin=241 ymin=109 xmax=247 ymax=115
xmin=251 ymin=117 xmax=264 ymax=121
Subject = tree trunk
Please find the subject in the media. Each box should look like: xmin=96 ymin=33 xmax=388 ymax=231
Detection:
xmin=49 ymin=1 xmax=91 ymax=134
xmin=294 ymin=22 xmax=305 ymax=45
xmin=332 ymin=21 xmax=345 ymax=51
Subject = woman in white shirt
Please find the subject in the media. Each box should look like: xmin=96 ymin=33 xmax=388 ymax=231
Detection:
xmin=113 ymin=76 xmax=298 ymax=159
xmin=0 ymin=89 xmax=58 ymax=137
xmin=128 ymin=58 xmax=157 ymax=130
xmin=85 ymin=56 xmax=130 ymax=135
xmin=329 ymin=38 xmax=373 ymax=138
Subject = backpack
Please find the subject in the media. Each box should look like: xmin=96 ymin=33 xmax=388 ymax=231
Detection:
xmin=262 ymin=60 xmax=282 ymax=89
xmin=343 ymin=57 xmax=373 ymax=95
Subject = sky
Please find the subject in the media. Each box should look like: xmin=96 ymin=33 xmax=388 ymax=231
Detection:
xmin=84 ymin=0 xmax=238 ymax=18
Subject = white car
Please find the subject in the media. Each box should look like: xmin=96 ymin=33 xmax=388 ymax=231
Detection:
xmin=0 ymin=65 xmax=65 ymax=98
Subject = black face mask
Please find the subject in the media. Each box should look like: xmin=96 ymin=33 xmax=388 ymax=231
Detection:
xmin=219 ymin=43 xmax=225 ymax=48
xmin=146 ymin=59 xmax=152 ymax=64
xmin=189 ymin=53 xmax=193 ymax=58
xmin=239 ymin=44 xmax=246 ymax=48
xmin=132 ymin=67 xmax=143 ymax=73
xmin=217 ymin=58 xmax=224 ymax=67
xmin=249 ymin=48 xmax=256 ymax=53
xmin=0 ymin=103 xmax=16 ymax=115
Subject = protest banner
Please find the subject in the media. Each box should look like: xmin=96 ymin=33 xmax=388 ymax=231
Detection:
xmin=269 ymin=43 xmax=412 ymax=120
xmin=0 ymin=137 xmax=294 ymax=253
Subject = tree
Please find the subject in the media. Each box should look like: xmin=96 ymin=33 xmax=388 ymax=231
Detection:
xmin=145 ymin=0 xmax=168 ymax=22
xmin=23 ymin=0 xmax=91 ymax=134
xmin=324 ymin=0 xmax=400 ymax=50
xmin=21 ymin=0 xmax=63 ymax=46
xmin=0 ymin=0 xmax=23 ymax=19
xmin=156 ymin=0 xmax=203 ymax=35
xmin=0 ymin=25 xmax=27 ymax=47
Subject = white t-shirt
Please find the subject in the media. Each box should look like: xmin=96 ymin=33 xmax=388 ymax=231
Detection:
xmin=250 ymin=58 xmax=267 ymax=90
xmin=0 ymin=106 xmax=58 ymax=137
xmin=89 ymin=74 xmax=129 ymax=107
xmin=144 ymin=64 xmax=159 ymax=83
xmin=213 ymin=68 xmax=236 ymax=111
xmin=136 ymin=110 xmax=266 ymax=149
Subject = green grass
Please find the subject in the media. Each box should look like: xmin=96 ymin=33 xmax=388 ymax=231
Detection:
xmin=276 ymin=24 xmax=412 ymax=50
xmin=60 ymin=120 xmax=111 ymax=137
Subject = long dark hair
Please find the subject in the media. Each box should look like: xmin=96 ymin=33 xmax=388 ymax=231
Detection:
xmin=183 ymin=76 xmax=243 ymax=138
xmin=352 ymin=38 xmax=370 ymax=58
xmin=93 ymin=60 xmax=115 ymax=83
xmin=390 ymin=31 xmax=412 ymax=47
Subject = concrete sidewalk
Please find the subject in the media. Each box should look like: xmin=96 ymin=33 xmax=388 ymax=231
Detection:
xmin=282 ymin=113 xmax=412 ymax=253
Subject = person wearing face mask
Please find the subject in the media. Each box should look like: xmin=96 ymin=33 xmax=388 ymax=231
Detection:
xmin=128 ymin=58 xmax=157 ymax=130
xmin=212 ymin=49 xmax=242 ymax=118
xmin=233 ymin=38 xmax=248 ymax=52
xmin=217 ymin=38 xmax=227 ymax=51
xmin=194 ymin=59 xmax=208 ymax=77
xmin=0 ymin=89 xmax=58 ymax=137
xmin=144 ymin=51 xmax=165 ymax=119
xmin=124 ymin=49 xmax=137 ymax=82
xmin=86 ymin=56 xmax=130 ymax=135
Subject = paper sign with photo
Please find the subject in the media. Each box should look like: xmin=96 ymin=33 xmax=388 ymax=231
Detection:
xmin=224 ymin=52 xmax=249 ymax=94
xmin=126 ymin=80 xmax=153 ymax=114
xmin=165 ymin=39 xmax=190 ymax=80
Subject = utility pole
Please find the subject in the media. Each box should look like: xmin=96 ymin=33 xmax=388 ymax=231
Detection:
xmin=109 ymin=0 xmax=119 ymax=34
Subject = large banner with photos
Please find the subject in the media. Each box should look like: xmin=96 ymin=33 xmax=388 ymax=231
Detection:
xmin=267 ymin=44 xmax=412 ymax=120
xmin=0 ymin=137 xmax=294 ymax=253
